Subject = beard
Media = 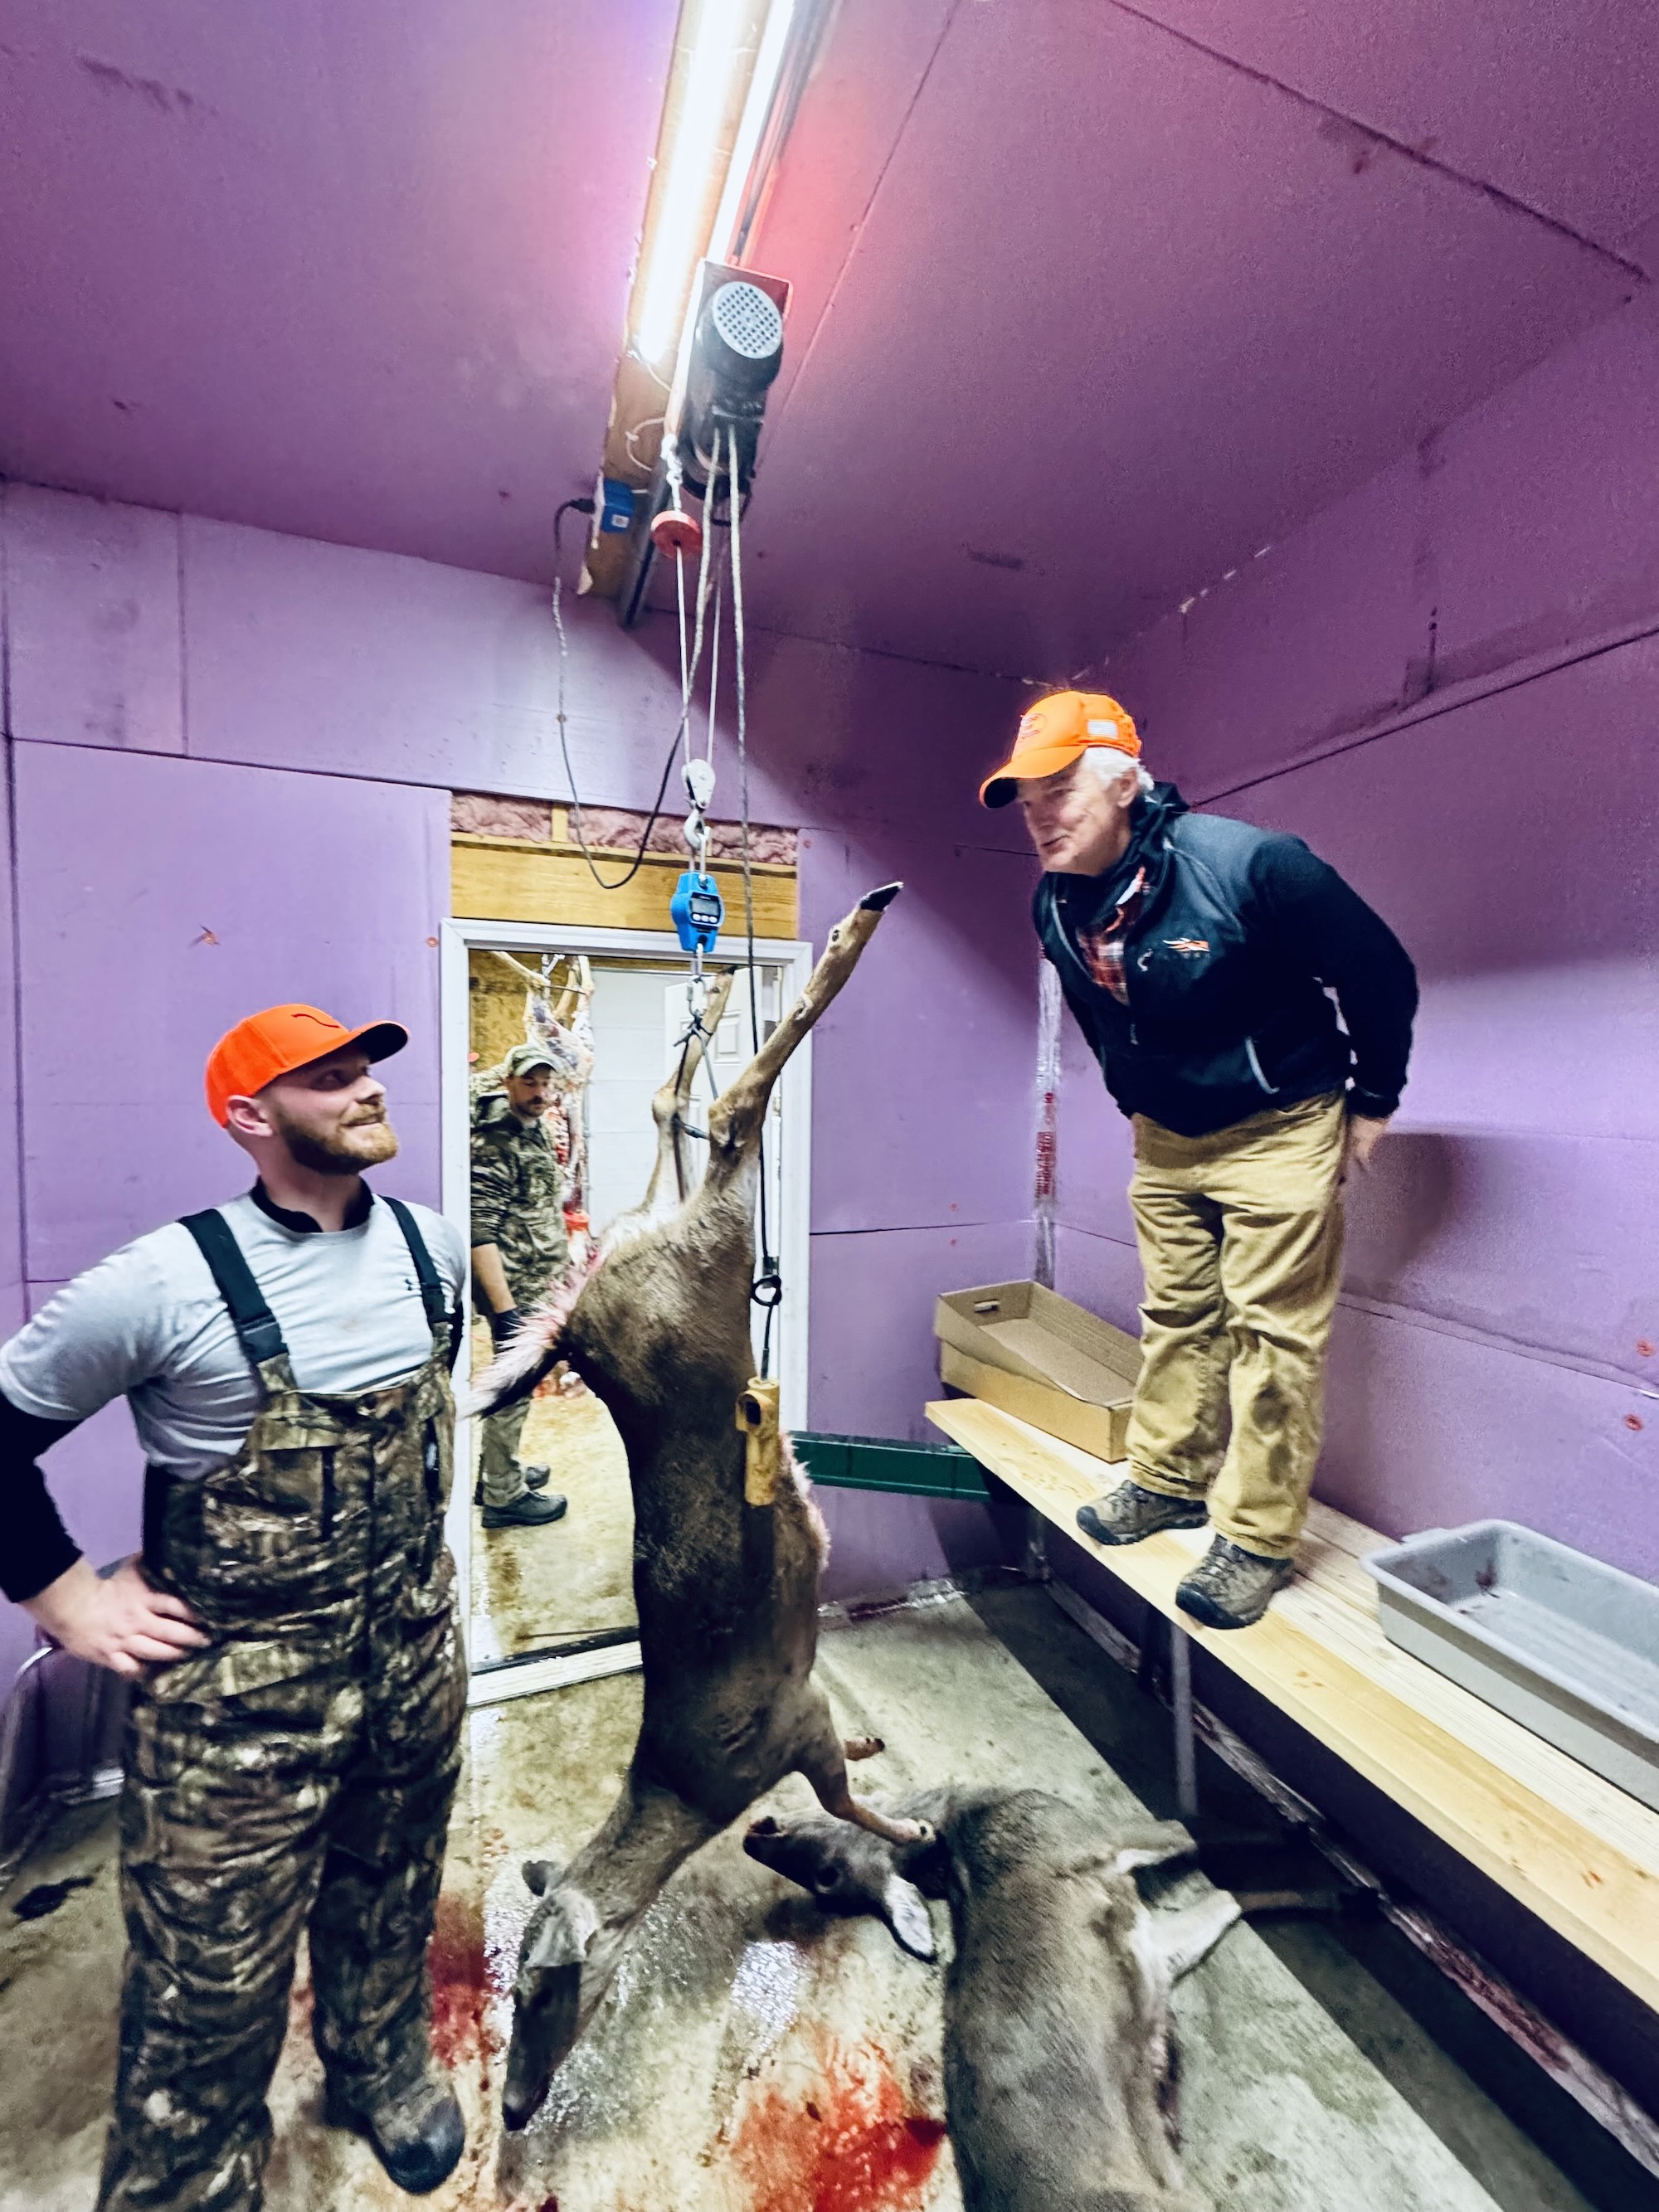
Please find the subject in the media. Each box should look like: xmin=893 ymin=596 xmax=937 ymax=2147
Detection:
xmin=271 ymin=1103 xmax=400 ymax=1177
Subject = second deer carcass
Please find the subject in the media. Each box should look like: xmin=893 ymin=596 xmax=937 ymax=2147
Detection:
xmin=746 ymin=1789 xmax=1240 ymax=2212
xmin=474 ymin=884 xmax=920 ymax=2131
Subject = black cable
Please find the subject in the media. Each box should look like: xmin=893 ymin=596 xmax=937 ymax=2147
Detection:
xmin=551 ymin=498 xmax=703 ymax=892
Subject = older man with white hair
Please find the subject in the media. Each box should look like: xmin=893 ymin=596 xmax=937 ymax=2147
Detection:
xmin=979 ymin=692 xmax=1418 ymax=1628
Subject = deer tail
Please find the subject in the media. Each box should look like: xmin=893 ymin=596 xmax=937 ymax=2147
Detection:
xmin=468 ymin=1262 xmax=592 ymax=1414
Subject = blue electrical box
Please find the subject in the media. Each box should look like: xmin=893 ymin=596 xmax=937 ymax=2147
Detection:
xmin=670 ymin=869 xmax=723 ymax=954
xmin=598 ymin=477 xmax=637 ymax=534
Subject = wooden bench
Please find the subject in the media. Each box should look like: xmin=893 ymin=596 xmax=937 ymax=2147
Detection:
xmin=927 ymin=1394 xmax=1659 ymax=2029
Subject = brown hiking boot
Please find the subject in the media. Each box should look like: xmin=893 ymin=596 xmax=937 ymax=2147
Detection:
xmin=1077 ymin=1481 xmax=1207 ymax=1547
xmin=1175 ymin=1535 xmax=1294 ymax=1630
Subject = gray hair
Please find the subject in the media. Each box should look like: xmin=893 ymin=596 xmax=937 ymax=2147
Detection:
xmin=1082 ymin=746 xmax=1155 ymax=799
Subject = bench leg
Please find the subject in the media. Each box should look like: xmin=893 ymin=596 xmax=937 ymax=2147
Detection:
xmin=1024 ymin=1505 xmax=1051 ymax=1583
xmin=1170 ymin=1623 xmax=1199 ymax=1820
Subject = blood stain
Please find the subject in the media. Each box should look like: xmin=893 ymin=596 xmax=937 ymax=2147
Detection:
xmin=731 ymin=2033 xmax=947 ymax=2212
xmin=428 ymin=1890 xmax=485 ymax=2068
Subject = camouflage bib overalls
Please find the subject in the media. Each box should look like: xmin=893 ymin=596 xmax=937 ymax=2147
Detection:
xmin=97 ymin=1199 xmax=466 ymax=2212
xmin=469 ymin=1093 xmax=568 ymax=1508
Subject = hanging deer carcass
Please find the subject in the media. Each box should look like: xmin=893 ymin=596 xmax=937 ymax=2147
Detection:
xmin=474 ymin=884 xmax=920 ymax=2130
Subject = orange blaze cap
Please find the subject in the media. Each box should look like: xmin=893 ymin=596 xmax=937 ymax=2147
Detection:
xmin=205 ymin=1004 xmax=408 ymax=1127
xmin=978 ymin=689 xmax=1140 ymax=808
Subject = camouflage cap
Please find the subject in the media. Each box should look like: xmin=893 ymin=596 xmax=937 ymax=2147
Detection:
xmin=502 ymin=1041 xmax=558 ymax=1077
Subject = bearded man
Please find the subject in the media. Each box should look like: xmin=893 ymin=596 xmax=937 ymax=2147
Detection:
xmin=0 ymin=1004 xmax=470 ymax=2210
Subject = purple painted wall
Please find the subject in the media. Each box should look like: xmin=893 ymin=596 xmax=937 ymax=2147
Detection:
xmin=1057 ymin=290 xmax=1659 ymax=1576
xmin=0 ymin=482 xmax=1034 ymax=1680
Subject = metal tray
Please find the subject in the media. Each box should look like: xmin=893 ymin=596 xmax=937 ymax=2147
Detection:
xmin=1363 ymin=1520 xmax=1659 ymax=1811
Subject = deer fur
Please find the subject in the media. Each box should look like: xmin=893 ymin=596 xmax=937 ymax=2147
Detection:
xmin=745 ymin=1789 xmax=1240 ymax=2212
xmin=473 ymin=885 xmax=920 ymax=2131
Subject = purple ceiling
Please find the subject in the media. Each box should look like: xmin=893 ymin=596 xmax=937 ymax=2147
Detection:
xmin=2 ymin=0 xmax=1656 ymax=677
xmin=732 ymin=0 xmax=1659 ymax=675
xmin=0 ymin=0 xmax=679 ymax=580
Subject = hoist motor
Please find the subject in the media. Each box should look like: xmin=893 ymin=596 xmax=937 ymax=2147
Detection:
xmin=676 ymin=265 xmax=788 ymax=499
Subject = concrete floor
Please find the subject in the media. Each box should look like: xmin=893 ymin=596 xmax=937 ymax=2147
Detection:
xmin=468 ymin=1378 xmax=637 ymax=1668
xmin=2 ymin=1587 xmax=1650 ymax=2211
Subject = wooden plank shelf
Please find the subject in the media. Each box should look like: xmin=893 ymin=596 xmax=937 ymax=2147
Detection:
xmin=927 ymin=1393 xmax=1659 ymax=2016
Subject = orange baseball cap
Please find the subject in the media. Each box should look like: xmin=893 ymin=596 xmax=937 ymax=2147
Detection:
xmin=978 ymin=689 xmax=1140 ymax=808
xmin=205 ymin=1004 xmax=408 ymax=1126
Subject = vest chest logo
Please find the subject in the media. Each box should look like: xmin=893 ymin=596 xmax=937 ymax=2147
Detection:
xmin=1165 ymin=937 xmax=1211 ymax=955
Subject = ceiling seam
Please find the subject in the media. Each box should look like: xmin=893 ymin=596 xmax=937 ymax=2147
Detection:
xmin=1104 ymin=0 xmax=1649 ymax=283
xmin=718 ymin=605 xmax=1042 ymax=683
xmin=766 ymin=0 xmax=970 ymax=441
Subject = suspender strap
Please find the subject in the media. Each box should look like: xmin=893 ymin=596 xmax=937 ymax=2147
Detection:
xmin=382 ymin=1196 xmax=451 ymax=1334
xmin=178 ymin=1209 xmax=289 ymax=1368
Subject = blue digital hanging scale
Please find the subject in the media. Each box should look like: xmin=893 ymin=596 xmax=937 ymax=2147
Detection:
xmin=671 ymin=869 xmax=724 ymax=953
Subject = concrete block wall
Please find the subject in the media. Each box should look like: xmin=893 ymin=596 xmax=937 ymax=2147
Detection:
xmin=1056 ymin=289 xmax=1659 ymax=1574
xmin=0 ymin=484 xmax=1039 ymax=1680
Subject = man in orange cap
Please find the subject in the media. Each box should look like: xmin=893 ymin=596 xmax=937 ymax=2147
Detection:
xmin=0 ymin=1006 xmax=471 ymax=2209
xmin=982 ymin=694 xmax=1417 ymax=1629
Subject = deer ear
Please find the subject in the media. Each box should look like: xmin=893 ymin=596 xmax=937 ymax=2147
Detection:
xmin=523 ymin=1857 xmax=565 ymax=1895
xmin=525 ymin=1887 xmax=601 ymax=1974
xmin=882 ymin=1875 xmax=937 ymax=1962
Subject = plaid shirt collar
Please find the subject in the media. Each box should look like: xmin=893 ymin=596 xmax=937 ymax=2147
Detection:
xmin=1073 ymin=867 xmax=1147 ymax=1005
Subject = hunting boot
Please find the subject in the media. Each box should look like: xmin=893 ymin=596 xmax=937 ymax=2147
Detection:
xmin=324 ymin=2050 xmax=465 ymax=2195
xmin=482 ymin=1486 xmax=568 ymax=1528
xmin=473 ymin=1460 xmax=552 ymax=1507
xmin=1175 ymin=1535 xmax=1294 ymax=1630
xmin=1077 ymin=1480 xmax=1207 ymax=1546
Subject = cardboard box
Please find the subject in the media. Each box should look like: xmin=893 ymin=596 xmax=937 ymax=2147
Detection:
xmin=934 ymin=1279 xmax=1141 ymax=1463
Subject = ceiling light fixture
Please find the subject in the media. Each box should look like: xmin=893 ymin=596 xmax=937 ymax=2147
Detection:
xmin=590 ymin=0 xmax=825 ymax=605
xmin=707 ymin=0 xmax=797 ymax=268
xmin=629 ymin=0 xmax=809 ymax=374
xmin=632 ymin=0 xmax=786 ymax=369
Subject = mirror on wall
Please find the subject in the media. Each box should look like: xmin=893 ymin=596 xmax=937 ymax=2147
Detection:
xmin=463 ymin=941 xmax=787 ymax=1675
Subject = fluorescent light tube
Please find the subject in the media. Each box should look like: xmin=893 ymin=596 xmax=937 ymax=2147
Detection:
xmin=634 ymin=0 xmax=752 ymax=367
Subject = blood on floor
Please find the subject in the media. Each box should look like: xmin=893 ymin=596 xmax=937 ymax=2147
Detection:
xmin=729 ymin=2030 xmax=948 ymax=2212
xmin=427 ymin=1890 xmax=486 ymax=2071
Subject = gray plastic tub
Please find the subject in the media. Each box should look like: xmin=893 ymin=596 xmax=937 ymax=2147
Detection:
xmin=1363 ymin=1520 xmax=1659 ymax=1812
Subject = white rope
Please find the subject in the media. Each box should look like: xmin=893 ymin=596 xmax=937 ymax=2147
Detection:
xmin=675 ymin=546 xmax=690 ymax=749
xmin=554 ymin=475 xmax=718 ymax=889
xmin=705 ymin=563 xmax=722 ymax=779
xmin=727 ymin=423 xmax=781 ymax=1378
xmin=728 ymin=425 xmax=757 ymax=987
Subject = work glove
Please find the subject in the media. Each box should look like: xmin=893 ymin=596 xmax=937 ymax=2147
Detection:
xmin=489 ymin=1308 xmax=523 ymax=1349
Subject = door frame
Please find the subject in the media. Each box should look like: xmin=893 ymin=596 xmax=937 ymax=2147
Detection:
xmin=439 ymin=916 xmax=816 ymax=1671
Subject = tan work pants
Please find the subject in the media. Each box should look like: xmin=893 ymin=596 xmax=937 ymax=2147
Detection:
xmin=1124 ymin=1091 xmax=1347 ymax=1559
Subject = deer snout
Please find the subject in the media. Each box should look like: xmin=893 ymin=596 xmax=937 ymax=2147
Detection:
xmin=502 ymin=1958 xmax=581 ymax=2131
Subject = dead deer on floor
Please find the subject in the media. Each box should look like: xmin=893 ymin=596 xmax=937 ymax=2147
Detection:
xmin=473 ymin=884 xmax=914 ymax=2130
xmin=746 ymin=1789 xmax=1241 ymax=2212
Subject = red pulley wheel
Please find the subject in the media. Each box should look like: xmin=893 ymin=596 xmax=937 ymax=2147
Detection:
xmin=650 ymin=507 xmax=703 ymax=559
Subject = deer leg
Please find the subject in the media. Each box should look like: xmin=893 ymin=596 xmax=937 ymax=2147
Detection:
xmin=633 ymin=967 xmax=737 ymax=1218
xmin=504 ymin=1770 xmax=721 ymax=2130
xmin=1150 ymin=1889 xmax=1241 ymax=1983
xmin=703 ymin=886 xmax=902 ymax=1189
xmin=795 ymin=1689 xmax=930 ymax=1848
